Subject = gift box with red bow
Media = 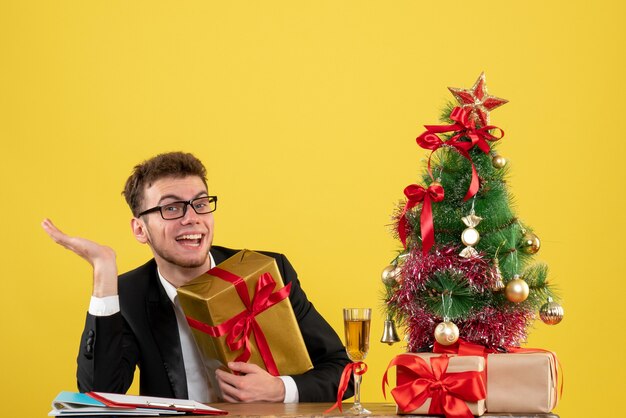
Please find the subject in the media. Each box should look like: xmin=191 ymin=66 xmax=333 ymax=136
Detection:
xmin=384 ymin=353 xmax=486 ymax=417
xmin=431 ymin=340 xmax=561 ymax=413
xmin=177 ymin=250 xmax=313 ymax=376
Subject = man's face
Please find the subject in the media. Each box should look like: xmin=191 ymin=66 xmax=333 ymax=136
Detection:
xmin=134 ymin=175 xmax=214 ymax=270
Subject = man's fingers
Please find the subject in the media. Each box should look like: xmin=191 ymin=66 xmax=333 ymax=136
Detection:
xmin=218 ymin=381 xmax=241 ymax=402
xmin=227 ymin=361 xmax=262 ymax=374
xmin=215 ymin=368 xmax=239 ymax=386
xmin=41 ymin=218 xmax=68 ymax=244
xmin=215 ymin=363 xmax=284 ymax=403
xmin=215 ymin=370 xmax=242 ymax=403
xmin=41 ymin=218 xmax=116 ymax=264
xmin=42 ymin=220 xmax=84 ymax=255
xmin=42 ymin=219 xmax=83 ymax=254
xmin=220 ymin=392 xmax=239 ymax=403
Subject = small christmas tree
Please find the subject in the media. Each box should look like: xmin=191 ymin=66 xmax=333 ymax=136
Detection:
xmin=382 ymin=73 xmax=564 ymax=351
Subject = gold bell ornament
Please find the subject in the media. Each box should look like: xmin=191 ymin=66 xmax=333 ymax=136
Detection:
xmin=380 ymin=315 xmax=401 ymax=345
xmin=539 ymin=297 xmax=564 ymax=325
xmin=505 ymin=274 xmax=530 ymax=303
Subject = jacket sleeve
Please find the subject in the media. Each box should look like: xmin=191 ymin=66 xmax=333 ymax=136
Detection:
xmin=275 ymin=253 xmax=354 ymax=402
xmin=76 ymin=311 xmax=139 ymax=394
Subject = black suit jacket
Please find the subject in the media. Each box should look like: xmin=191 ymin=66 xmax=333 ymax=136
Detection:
xmin=77 ymin=246 xmax=353 ymax=402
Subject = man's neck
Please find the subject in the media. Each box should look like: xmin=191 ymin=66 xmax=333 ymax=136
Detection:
xmin=155 ymin=257 xmax=214 ymax=288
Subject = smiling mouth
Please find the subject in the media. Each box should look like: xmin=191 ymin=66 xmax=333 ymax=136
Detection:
xmin=175 ymin=234 xmax=204 ymax=247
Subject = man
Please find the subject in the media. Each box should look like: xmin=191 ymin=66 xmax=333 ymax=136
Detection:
xmin=42 ymin=151 xmax=351 ymax=403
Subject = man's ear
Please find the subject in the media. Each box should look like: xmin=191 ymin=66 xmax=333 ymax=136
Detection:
xmin=131 ymin=217 xmax=149 ymax=244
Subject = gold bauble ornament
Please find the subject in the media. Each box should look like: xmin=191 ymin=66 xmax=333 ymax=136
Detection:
xmin=505 ymin=275 xmax=529 ymax=303
xmin=492 ymin=154 xmax=507 ymax=169
xmin=539 ymin=297 xmax=564 ymax=325
xmin=381 ymin=265 xmax=401 ymax=286
xmin=434 ymin=321 xmax=459 ymax=346
xmin=521 ymin=232 xmax=541 ymax=254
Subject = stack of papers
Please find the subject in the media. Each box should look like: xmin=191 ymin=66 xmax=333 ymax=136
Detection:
xmin=49 ymin=391 xmax=227 ymax=416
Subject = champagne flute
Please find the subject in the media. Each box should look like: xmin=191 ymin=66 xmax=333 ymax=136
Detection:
xmin=343 ymin=308 xmax=372 ymax=415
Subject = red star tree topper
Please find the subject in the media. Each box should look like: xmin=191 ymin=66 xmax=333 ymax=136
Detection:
xmin=448 ymin=72 xmax=508 ymax=127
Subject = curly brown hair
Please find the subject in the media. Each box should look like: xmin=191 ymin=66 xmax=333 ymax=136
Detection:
xmin=123 ymin=152 xmax=208 ymax=217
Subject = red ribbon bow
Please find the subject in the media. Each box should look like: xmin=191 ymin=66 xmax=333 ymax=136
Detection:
xmin=416 ymin=107 xmax=504 ymax=201
xmin=383 ymin=354 xmax=486 ymax=418
xmin=186 ymin=268 xmax=291 ymax=376
xmin=324 ymin=361 xmax=367 ymax=413
xmin=398 ymin=183 xmax=445 ymax=254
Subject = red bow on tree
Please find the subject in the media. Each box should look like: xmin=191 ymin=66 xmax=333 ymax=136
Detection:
xmin=398 ymin=183 xmax=445 ymax=255
xmin=416 ymin=107 xmax=504 ymax=201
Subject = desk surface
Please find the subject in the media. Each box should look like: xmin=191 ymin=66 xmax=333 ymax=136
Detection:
xmin=206 ymin=403 xmax=559 ymax=418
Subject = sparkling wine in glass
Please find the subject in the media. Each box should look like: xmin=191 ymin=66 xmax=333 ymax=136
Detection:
xmin=343 ymin=308 xmax=372 ymax=415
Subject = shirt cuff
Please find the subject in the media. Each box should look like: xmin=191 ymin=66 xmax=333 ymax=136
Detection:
xmin=279 ymin=376 xmax=299 ymax=403
xmin=88 ymin=295 xmax=120 ymax=316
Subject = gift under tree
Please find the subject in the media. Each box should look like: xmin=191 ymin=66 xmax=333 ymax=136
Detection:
xmin=381 ymin=74 xmax=564 ymax=416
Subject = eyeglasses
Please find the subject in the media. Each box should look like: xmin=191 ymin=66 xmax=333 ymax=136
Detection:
xmin=138 ymin=196 xmax=218 ymax=220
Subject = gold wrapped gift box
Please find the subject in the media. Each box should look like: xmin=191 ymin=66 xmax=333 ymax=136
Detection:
xmin=486 ymin=352 xmax=559 ymax=413
xmin=394 ymin=353 xmax=487 ymax=416
xmin=177 ymin=250 xmax=313 ymax=376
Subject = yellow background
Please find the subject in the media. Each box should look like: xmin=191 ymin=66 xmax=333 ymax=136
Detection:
xmin=1 ymin=1 xmax=624 ymax=416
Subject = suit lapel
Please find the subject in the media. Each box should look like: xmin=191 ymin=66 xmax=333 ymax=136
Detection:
xmin=210 ymin=245 xmax=236 ymax=266
xmin=146 ymin=266 xmax=189 ymax=400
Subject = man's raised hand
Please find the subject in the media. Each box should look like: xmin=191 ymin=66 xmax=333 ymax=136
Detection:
xmin=41 ymin=218 xmax=118 ymax=297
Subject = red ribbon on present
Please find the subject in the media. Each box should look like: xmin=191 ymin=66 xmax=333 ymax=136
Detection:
xmin=383 ymin=354 xmax=485 ymax=418
xmin=433 ymin=338 xmax=490 ymax=356
xmin=398 ymin=183 xmax=445 ymax=254
xmin=186 ymin=267 xmax=292 ymax=376
xmin=416 ymin=107 xmax=504 ymax=201
xmin=324 ymin=361 xmax=367 ymax=413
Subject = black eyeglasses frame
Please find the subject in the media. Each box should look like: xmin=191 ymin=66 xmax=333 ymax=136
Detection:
xmin=137 ymin=195 xmax=218 ymax=220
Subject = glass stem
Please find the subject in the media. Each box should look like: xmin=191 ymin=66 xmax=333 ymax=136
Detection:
xmin=353 ymin=371 xmax=362 ymax=407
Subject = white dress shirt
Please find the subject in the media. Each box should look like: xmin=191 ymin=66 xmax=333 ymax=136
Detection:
xmin=88 ymin=254 xmax=299 ymax=403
